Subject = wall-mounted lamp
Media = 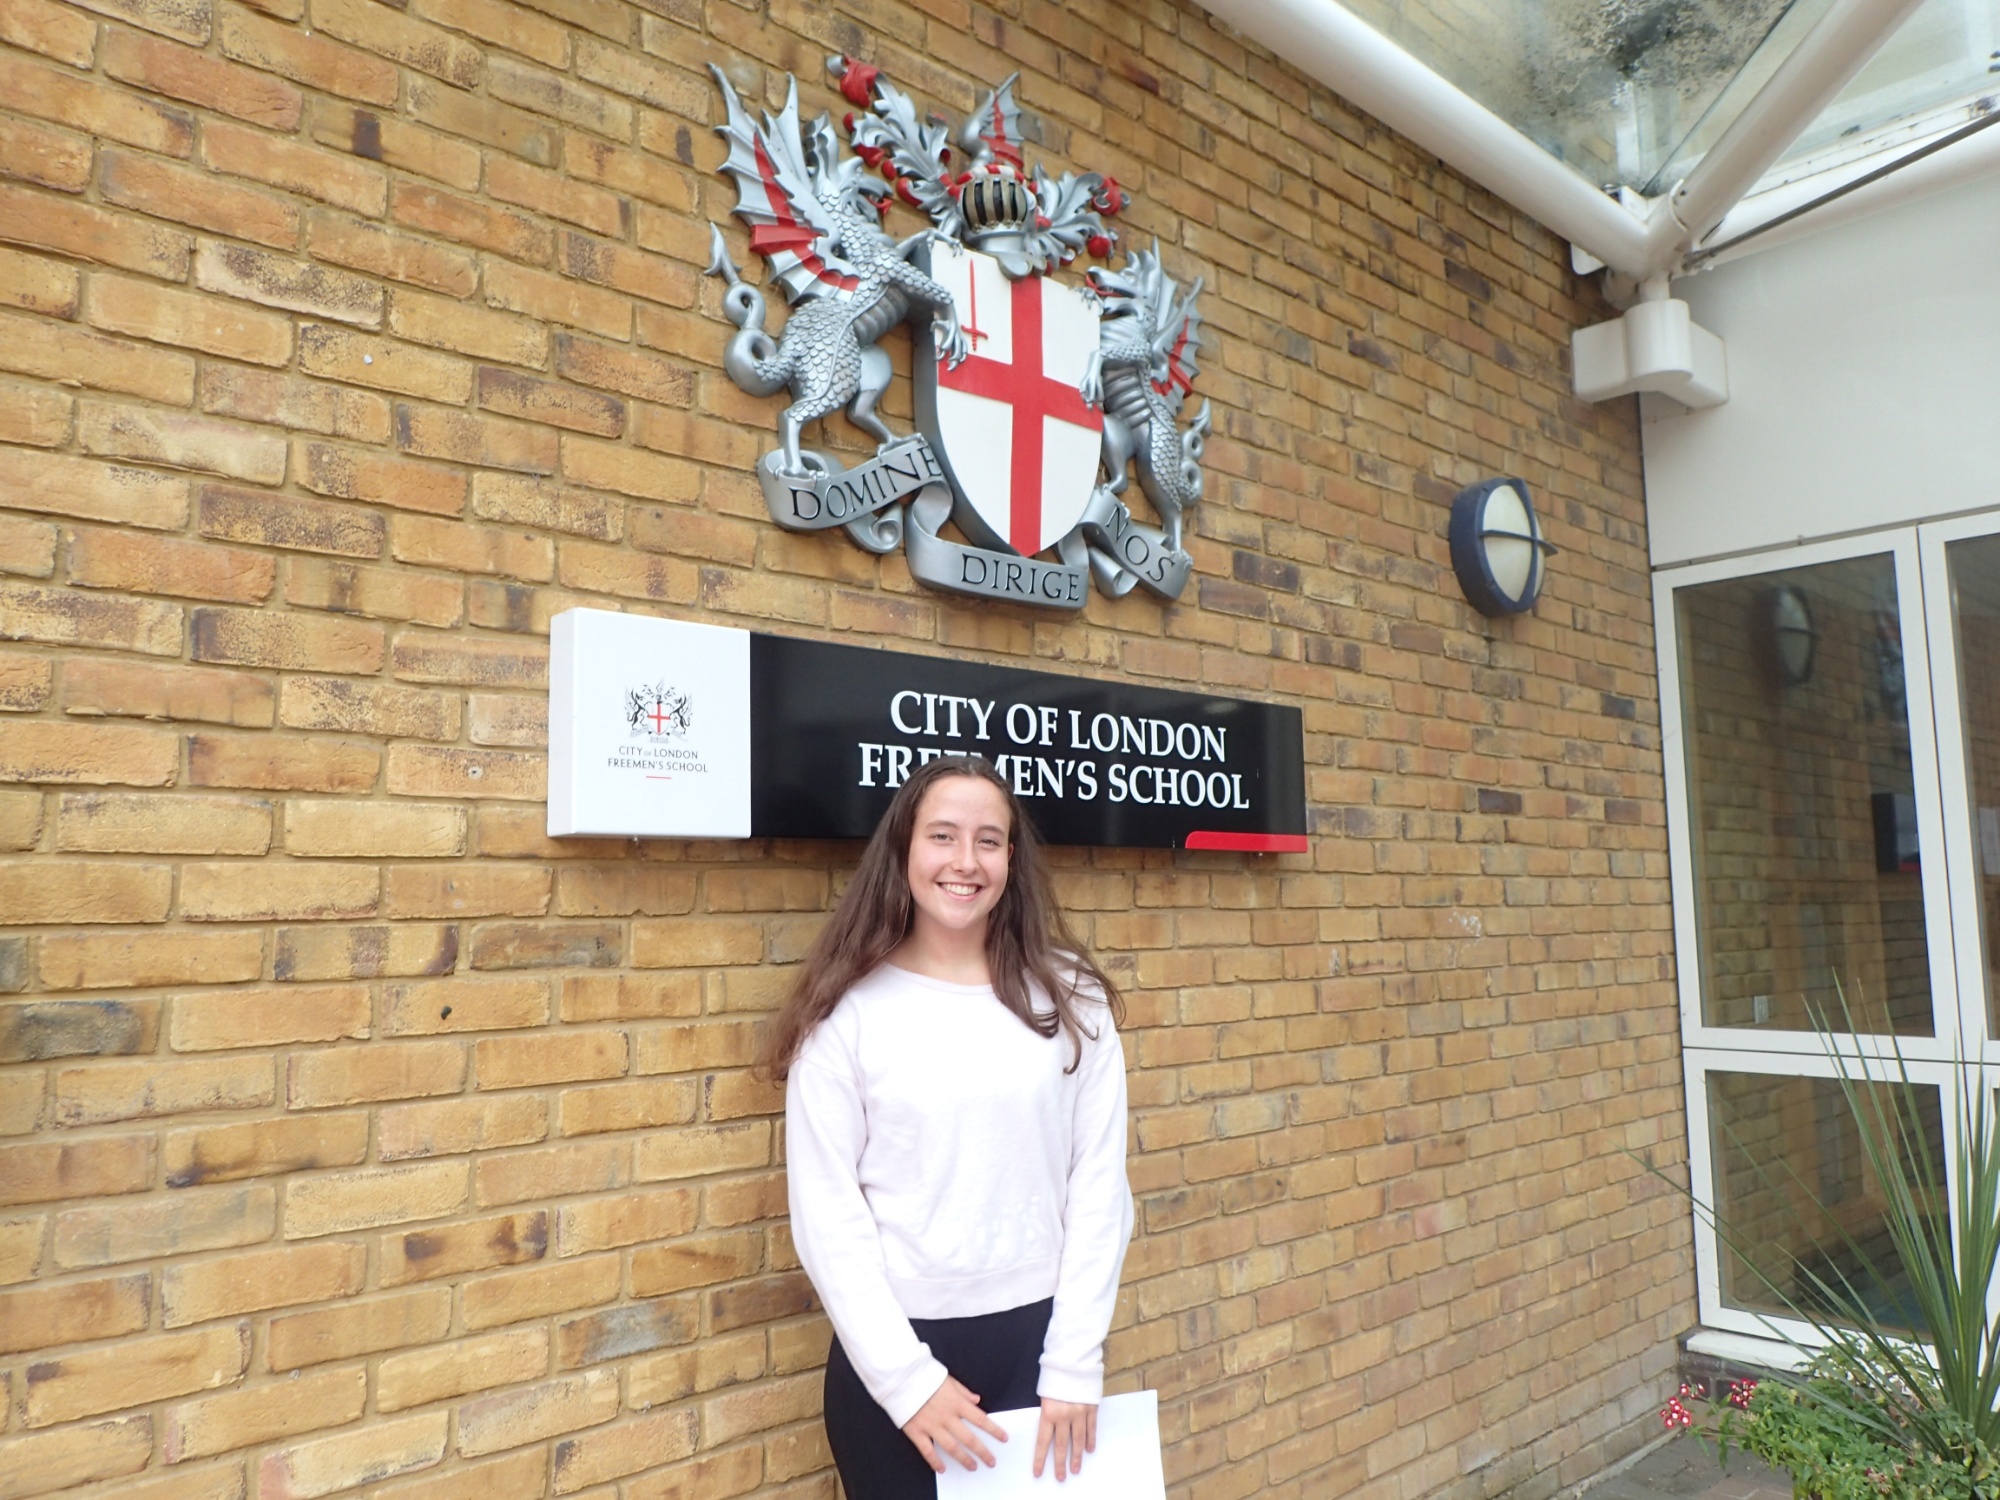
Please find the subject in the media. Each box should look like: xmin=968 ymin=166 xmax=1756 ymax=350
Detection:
xmin=1768 ymin=585 xmax=1817 ymax=686
xmin=1449 ymin=479 xmax=1556 ymax=617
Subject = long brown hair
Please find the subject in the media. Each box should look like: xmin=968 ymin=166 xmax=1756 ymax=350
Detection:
xmin=761 ymin=756 xmax=1122 ymax=1081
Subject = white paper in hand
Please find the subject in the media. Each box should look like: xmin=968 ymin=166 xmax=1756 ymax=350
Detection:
xmin=934 ymin=1391 xmax=1165 ymax=1500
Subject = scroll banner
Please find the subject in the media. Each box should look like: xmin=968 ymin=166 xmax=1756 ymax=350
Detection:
xmin=757 ymin=437 xmax=938 ymax=532
xmin=1079 ymin=487 xmax=1193 ymax=598
xmin=905 ymin=485 xmax=1090 ymax=609
xmin=548 ymin=609 xmax=1309 ymax=852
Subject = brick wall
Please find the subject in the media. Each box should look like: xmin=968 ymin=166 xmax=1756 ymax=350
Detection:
xmin=0 ymin=0 xmax=1692 ymax=1497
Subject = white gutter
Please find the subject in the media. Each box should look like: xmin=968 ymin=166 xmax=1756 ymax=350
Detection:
xmin=1194 ymin=0 xmax=1930 ymax=281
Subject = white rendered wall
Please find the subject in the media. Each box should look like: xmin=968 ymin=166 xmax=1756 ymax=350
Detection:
xmin=1640 ymin=169 xmax=2000 ymax=569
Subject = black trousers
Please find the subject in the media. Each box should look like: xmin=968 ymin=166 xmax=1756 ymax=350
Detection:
xmin=823 ymin=1298 xmax=1053 ymax=1500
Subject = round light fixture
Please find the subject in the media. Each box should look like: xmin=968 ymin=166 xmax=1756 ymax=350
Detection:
xmin=1449 ymin=479 xmax=1556 ymax=617
xmin=1769 ymin=585 xmax=1817 ymax=686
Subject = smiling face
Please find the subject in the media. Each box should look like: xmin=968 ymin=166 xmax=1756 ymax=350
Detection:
xmin=904 ymin=773 xmax=1013 ymax=947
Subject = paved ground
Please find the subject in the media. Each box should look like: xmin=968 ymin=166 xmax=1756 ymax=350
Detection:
xmin=1589 ymin=1435 xmax=1791 ymax=1500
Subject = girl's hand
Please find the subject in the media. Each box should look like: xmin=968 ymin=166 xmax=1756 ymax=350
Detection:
xmin=901 ymin=1377 xmax=1008 ymax=1474
xmin=1033 ymin=1398 xmax=1097 ymax=1481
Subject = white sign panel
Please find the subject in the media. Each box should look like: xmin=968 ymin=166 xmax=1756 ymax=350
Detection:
xmin=548 ymin=609 xmax=751 ymax=838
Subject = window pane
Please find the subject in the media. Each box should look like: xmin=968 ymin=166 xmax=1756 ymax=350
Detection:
xmin=1945 ymin=533 xmax=2000 ymax=1037
xmin=1709 ymin=1070 xmax=1945 ymax=1330
xmin=1677 ymin=554 xmax=1935 ymax=1034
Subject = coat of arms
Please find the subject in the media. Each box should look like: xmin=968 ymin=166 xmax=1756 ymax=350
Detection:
xmin=704 ymin=58 xmax=1210 ymax=610
xmin=626 ymin=683 xmax=691 ymax=738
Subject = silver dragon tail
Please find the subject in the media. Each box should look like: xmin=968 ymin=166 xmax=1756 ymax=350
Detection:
xmin=1179 ymin=398 xmax=1212 ymax=505
xmin=705 ymin=225 xmax=791 ymax=399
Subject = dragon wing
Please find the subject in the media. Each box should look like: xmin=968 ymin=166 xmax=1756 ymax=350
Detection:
xmin=956 ymin=72 xmax=1026 ymax=167
xmin=1152 ymin=272 xmax=1204 ymax=408
xmin=709 ymin=66 xmax=861 ymax=304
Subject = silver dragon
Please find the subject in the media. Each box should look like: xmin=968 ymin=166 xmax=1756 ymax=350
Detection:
xmin=1084 ymin=243 xmax=1213 ymax=555
xmin=703 ymin=67 xmax=969 ymax=480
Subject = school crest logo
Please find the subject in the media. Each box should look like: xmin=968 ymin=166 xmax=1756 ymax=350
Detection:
xmin=626 ymin=683 xmax=691 ymax=739
xmin=704 ymin=58 xmax=1209 ymax=610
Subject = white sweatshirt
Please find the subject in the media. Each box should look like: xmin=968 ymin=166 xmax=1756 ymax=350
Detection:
xmin=785 ymin=962 xmax=1133 ymax=1429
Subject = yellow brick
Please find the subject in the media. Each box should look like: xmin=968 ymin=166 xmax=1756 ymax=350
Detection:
xmin=0 ymin=1217 xmax=44 ymax=1284
xmin=267 ymin=1287 xmax=450 ymax=1371
xmin=98 ymin=1460 xmax=251 ymax=1500
xmin=286 ymin=1039 xmax=465 ymax=1108
xmin=390 ymin=630 xmax=547 ymax=687
xmin=198 ymin=485 xmax=384 ymax=559
xmin=0 ymin=245 xmax=80 ymax=318
xmin=163 ymin=1366 xmax=365 ymax=1461
xmin=0 ymin=305 xmax=196 ymax=408
xmin=0 ymin=786 xmax=45 ymax=851
xmin=0 ymin=1271 xmax=149 ymax=1355
xmin=366 ymin=1450 xmax=547 ymax=1500
xmin=56 ymin=792 xmax=270 ymax=855
xmin=200 ymin=364 xmax=391 ymax=442
xmin=376 ymin=1327 xmax=547 ymax=1412
xmin=471 ymin=1138 xmax=623 ymax=1207
xmin=53 ymin=1184 xmax=274 ymax=1268
xmin=60 ymin=658 xmax=274 ymax=727
xmin=460 ymin=1252 xmax=618 ymax=1330
xmin=188 ymin=731 xmax=380 ymax=793
xmin=377 ymin=1208 xmax=546 ymax=1286
xmin=553 ymin=1186 xmax=697 ymax=1256
xmin=36 ymin=928 xmax=260 ymax=992
xmin=280 ymin=677 xmax=461 ymax=740
xmin=634 ymin=1122 xmax=770 ymax=1182
xmin=168 ymin=983 xmax=370 ymax=1051
xmin=390 ymin=287 xmax=548 ymax=367
xmin=164 ymin=1113 xmax=369 ymax=1187
xmin=1 ymin=580 xmax=184 ymax=655
xmin=180 ymin=860 xmax=378 ymax=922
xmin=0 ymin=0 xmax=97 ymax=70
xmin=272 ymin=922 xmax=460 ymax=982
xmin=558 ymin=972 xmax=700 ymax=1021
xmin=54 ymin=1054 xmax=273 ymax=1126
xmin=283 ymin=1160 xmax=468 ymax=1238
xmin=0 ymin=1415 xmax=153 ymax=1496
xmin=67 ymin=525 xmax=277 ymax=604
xmin=559 ymin=435 xmax=698 ymax=503
xmin=457 ymin=1368 xmax=619 ymax=1458
xmin=0 ymin=1134 xmax=155 ymax=1208
xmin=298 ymin=440 xmax=468 ymax=516
xmin=0 ymin=650 xmax=51 ymax=711
xmin=89 ymin=272 xmax=294 ymax=366
xmin=378 ymin=1094 xmax=547 ymax=1160
xmin=557 ymin=1077 xmax=696 ymax=1137
xmin=286 ymin=799 xmax=467 ymax=858
xmin=552 ymin=1409 xmax=698 ymax=1493
xmin=258 ymin=1412 xmax=447 ymax=1499
xmin=0 ymin=514 xmax=59 ymax=578
xmin=0 ymin=858 xmax=173 ymax=923
xmin=306 ymin=210 xmax=478 ymax=297
xmin=381 ymin=975 xmax=548 ymax=1035
xmin=466 ymin=693 xmax=547 ymax=747
xmin=630 ymin=1231 xmax=763 ymax=1298
xmin=284 ymin=557 xmax=464 ymax=627
xmin=162 ymin=1240 xmax=365 ymax=1326
xmin=25 ymin=1323 xmax=247 ymax=1426
xmin=190 ymin=605 xmax=384 ymax=674
xmin=629 ymin=916 xmax=765 ymax=968
xmin=384 ymin=863 xmax=550 ymax=918
xmin=474 ymin=1030 xmax=625 ymax=1090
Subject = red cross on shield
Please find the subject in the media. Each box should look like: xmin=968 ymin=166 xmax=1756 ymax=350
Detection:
xmin=924 ymin=247 xmax=1102 ymax=557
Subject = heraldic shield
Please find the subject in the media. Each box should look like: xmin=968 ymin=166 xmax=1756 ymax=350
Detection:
xmin=917 ymin=245 xmax=1102 ymax=560
xmin=704 ymin=56 xmax=1210 ymax=610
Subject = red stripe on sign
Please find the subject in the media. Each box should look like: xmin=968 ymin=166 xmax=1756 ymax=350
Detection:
xmin=1183 ymin=831 xmax=1309 ymax=853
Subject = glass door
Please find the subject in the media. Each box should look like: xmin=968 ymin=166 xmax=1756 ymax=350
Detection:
xmin=1655 ymin=518 xmax=1994 ymax=1339
xmin=1921 ymin=515 xmax=2000 ymax=1058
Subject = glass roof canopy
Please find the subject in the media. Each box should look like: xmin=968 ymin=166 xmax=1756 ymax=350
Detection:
xmin=1338 ymin=0 xmax=1999 ymax=198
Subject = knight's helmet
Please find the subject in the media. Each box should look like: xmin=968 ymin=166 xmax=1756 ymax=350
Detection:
xmin=951 ymin=76 xmax=1037 ymax=273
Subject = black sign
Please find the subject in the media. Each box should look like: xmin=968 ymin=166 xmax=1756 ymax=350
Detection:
xmin=748 ymin=634 xmax=1307 ymax=851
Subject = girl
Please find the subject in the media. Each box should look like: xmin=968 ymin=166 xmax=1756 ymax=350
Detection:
xmin=765 ymin=756 xmax=1132 ymax=1497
